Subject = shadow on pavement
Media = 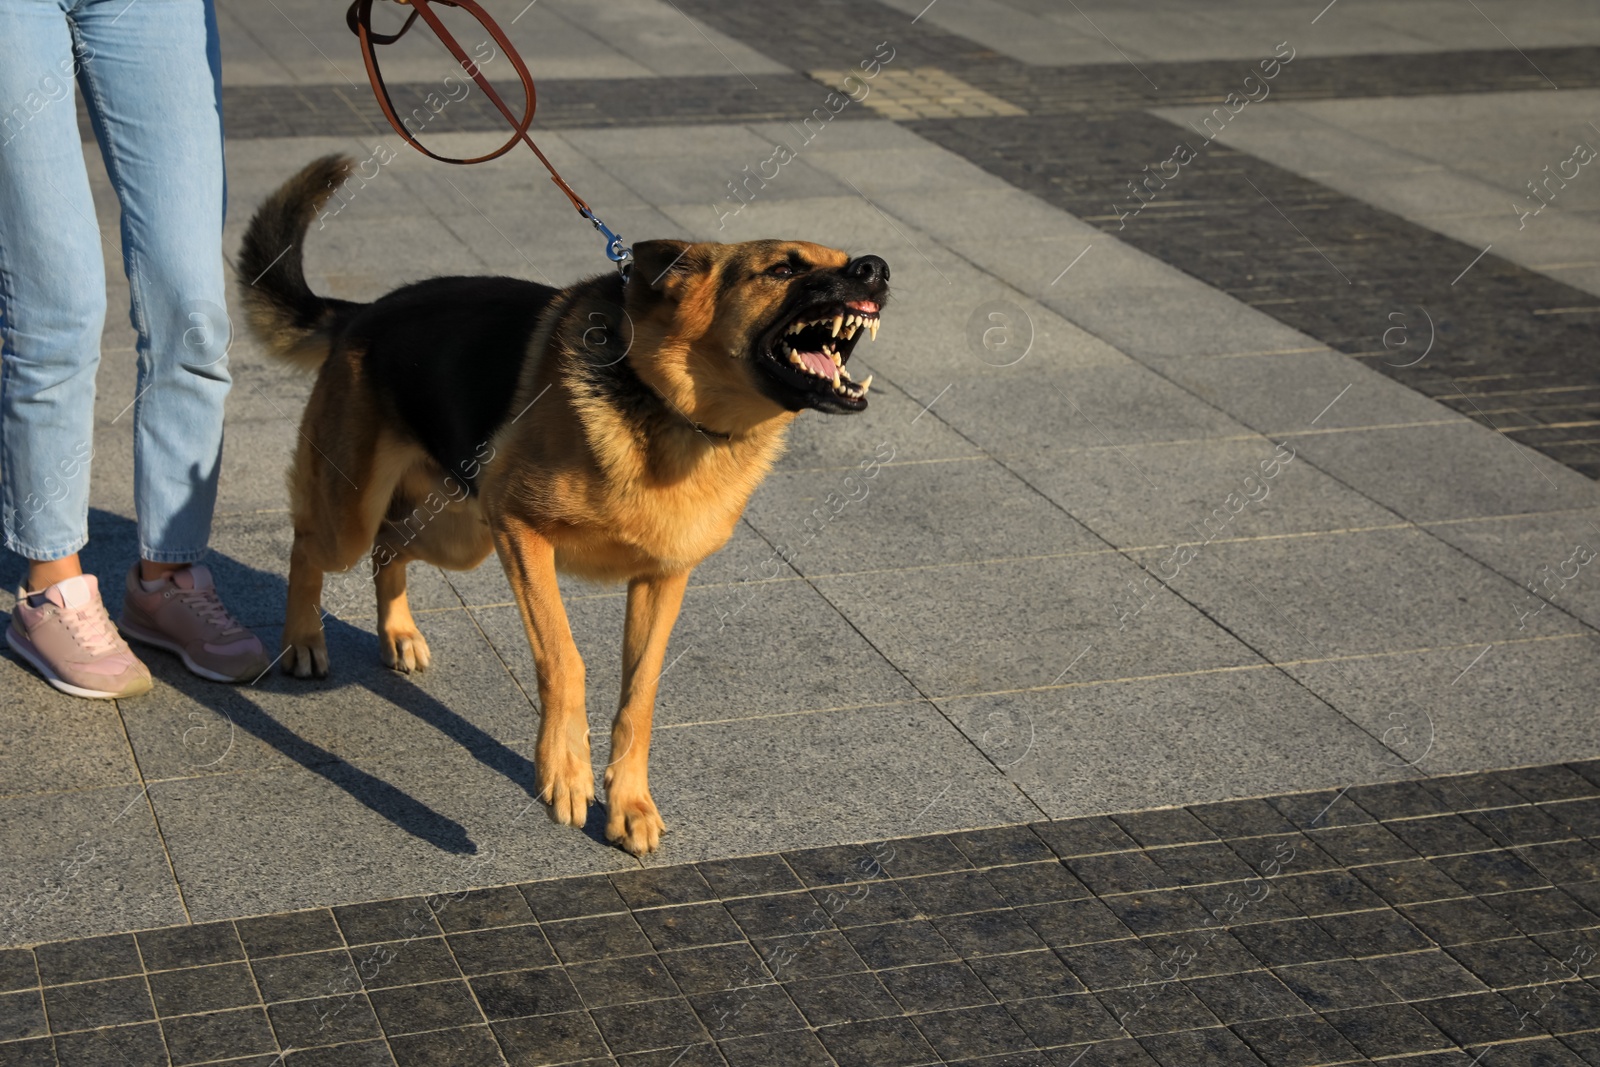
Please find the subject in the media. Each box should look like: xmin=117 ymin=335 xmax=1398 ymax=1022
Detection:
xmin=8 ymin=509 xmax=594 ymax=854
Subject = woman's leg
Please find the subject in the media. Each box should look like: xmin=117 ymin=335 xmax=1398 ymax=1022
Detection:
xmin=0 ymin=0 xmax=106 ymax=582
xmin=72 ymin=0 xmax=268 ymax=684
xmin=71 ymin=0 xmax=230 ymax=568
xmin=0 ymin=1 xmax=152 ymax=699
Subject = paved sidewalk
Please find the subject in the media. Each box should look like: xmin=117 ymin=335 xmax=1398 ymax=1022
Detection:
xmin=2 ymin=0 xmax=1599 ymax=1062
xmin=7 ymin=764 xmax=1600 ymax=1067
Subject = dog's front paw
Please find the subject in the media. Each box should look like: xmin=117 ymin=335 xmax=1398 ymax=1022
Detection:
xmin=281 ymin=632 xmax=329 ymax=679
xmin=379 ymin=625 xmax=431 ymax=673
xmin=539 ymin=749 xmax=595 ymax=828
xmin=605 ymin=783 xmax=666 ymax=855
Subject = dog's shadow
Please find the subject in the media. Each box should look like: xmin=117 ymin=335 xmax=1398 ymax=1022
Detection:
xmin=44 ymin=509 xmax=612 ymax=855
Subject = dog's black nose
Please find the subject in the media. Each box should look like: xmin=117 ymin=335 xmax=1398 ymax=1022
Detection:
xmin=845 ymin=255 xmax=889 ymax=286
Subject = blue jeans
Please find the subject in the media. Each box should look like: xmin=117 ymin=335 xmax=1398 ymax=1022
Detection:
xmin=0 ymin=0 xmax=229 ymax=564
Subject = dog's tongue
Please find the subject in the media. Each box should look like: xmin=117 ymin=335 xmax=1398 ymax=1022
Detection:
xmin=796 ymin=350 xmax=834 ymax=378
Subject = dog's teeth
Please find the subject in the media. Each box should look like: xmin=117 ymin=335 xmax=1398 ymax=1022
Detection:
xmin=788 ymin=349 xmax=803 ymax=367
xmin=868 ymin=319 xmax=879 ymax=341
xmin=830 ymin=314 xmax=843 ymax=338
xmin=860 ymin=374 xmax=873 ymax=392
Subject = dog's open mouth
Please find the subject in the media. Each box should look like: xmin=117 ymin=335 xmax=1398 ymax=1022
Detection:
xmin=759 ymin=299 xmax=880 ymax=412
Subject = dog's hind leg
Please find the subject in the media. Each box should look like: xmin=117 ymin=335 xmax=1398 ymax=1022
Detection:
xmin=605 ymin=571 xmax=689 ymax=855
xmin=490 ymin=511 xmax=594 ymax=829
xmin=374 ymin=483 xmax=493 ymax=674
xmin=373 ymin=551 xmax=430 ymax=673
xmin=282 ymin=358 xmax=422 ymax=677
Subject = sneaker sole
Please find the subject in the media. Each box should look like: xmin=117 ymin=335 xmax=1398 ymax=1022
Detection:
xmin=4 ymin=624 xmax=152 ymax=700
xmin=117 ymin=620 xmax=260 ymax=684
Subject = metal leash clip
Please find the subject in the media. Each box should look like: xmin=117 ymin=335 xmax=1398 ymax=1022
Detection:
xmin=583 ymin=210 xmax=632 ymax=271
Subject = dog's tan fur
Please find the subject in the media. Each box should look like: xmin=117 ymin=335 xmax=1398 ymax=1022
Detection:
xmin=238 ymin=157 xmax=880 ymax=854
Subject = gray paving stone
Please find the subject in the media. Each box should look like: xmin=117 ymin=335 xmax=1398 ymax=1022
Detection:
xmin=873 ymin=0 xmax=1113 ymax=66
xmin=215 ymin=0 xmax=774 ymax=86
xmin=745 ymin=119 xmax=937 ymax=157
xmin=212 ymin=420 xmax=298 ymax=515
xmin=940 ymin=669 xmax=1400 ymax=819
xmin=656 ymin=194 xmax=957 ymax=284
xmin=1351 ymin=0 xmax=1600 ymax=53
xmin=808 ymin=292 xmax=1129 ymax=401
xmin=1283 ymin=634 xmax=1600 ymax=775
xmin=0 ymin=667 xmax=139 ymax=799
xmin=771 ymin=378 xmax=982 ymax=474
xmin=811 ymin=553 xmax=1265 ymax=699
xmin=118 ymin=611 xmax=536 ymax=783
xmin=1039 ymin=280 xmax=1325 ymax=365
xmin=385 ymin=132 xmax=651 ymax=217
xmin=836 ymin=188 xmax=1104 ymax=253
xmin=603 ymin=150 xmax=852 ymax=208
xmin=1150 ymin=350 xmax=1469 ymax=435
xmin=744 ymin=454 xmax=1100 ymax=577
xmin=566 ymin=124 xmax=784 ymax=160
xmin=1423 ymin=508 xmax=1600 ymax=631
xmin=1286 ymin=421 xmax=1600 ymax=523
xmin=541 ymin=0 xmax=789 ymax=79
xmin=930 ymin=359 xmax=1253 ymax=459
xmin=1169 ymin=526 xmax=1587 ymax=665
xmin=999 ymin=432 xmax=1402 ymax=552
xmin=791 ymin=144 xmax=1018 ymax=198
xmin=0 ymin=786 xmax=185 ymax=948
xmin=149 ymin=746 xmax=632 ymax=923
xmin=473 ymin=574 xmax=919 ymax=730
xmin=646 ymin=702 xmax=1040 ymax=864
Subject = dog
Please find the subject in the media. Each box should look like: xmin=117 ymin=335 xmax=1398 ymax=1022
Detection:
xmin=236 ymin=156 xmax=889 ymax=854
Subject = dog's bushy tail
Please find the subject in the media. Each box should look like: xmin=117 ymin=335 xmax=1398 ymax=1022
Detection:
xmin=237 ymin=155 xmax=359 ymax=369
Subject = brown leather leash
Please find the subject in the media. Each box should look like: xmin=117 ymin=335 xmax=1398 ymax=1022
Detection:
xmin=345 ymin=0 xmax=632 ymax=269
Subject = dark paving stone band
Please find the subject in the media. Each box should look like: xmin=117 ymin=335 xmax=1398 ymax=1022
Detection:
xmin=199 ymin=46 xmax=1600 ymax=142
xmin=910 ymin=111 xmax=1600 ymax=479
xmin=3 ymin=760 xmax=1598 ymax=1065
xmin=214 ymin=74 xmax=867 ymax=138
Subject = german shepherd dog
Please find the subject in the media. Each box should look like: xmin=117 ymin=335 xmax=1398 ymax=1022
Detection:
xmin=237 ymin=157 xmax=889 ymax=854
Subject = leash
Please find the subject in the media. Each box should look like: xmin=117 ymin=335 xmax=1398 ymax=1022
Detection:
xmin=345 ymin=0 xmax=632 ymax=272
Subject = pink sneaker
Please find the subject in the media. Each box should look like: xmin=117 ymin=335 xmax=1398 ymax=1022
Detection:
xmin=118 ymin=564 xmax=271 ymax=683
xmin=6 ymin=575 xmax=153 ymax=699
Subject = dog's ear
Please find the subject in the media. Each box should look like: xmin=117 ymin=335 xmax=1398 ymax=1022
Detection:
xmin=630 ymin=240 xmax=719 ymax=302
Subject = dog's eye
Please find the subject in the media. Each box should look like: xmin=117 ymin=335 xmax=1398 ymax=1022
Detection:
xmin=766 ymin=264 xmax=794 ymax=277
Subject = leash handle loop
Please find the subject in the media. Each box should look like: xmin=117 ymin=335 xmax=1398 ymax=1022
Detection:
xmin=347 ymin=0 xmax=631 ymax=267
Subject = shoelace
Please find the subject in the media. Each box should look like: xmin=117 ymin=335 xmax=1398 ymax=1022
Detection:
xmin=59 ymin=602 xmax=122 ymax=656
xmin=175 ymin=587 xmax=245 ymax=637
